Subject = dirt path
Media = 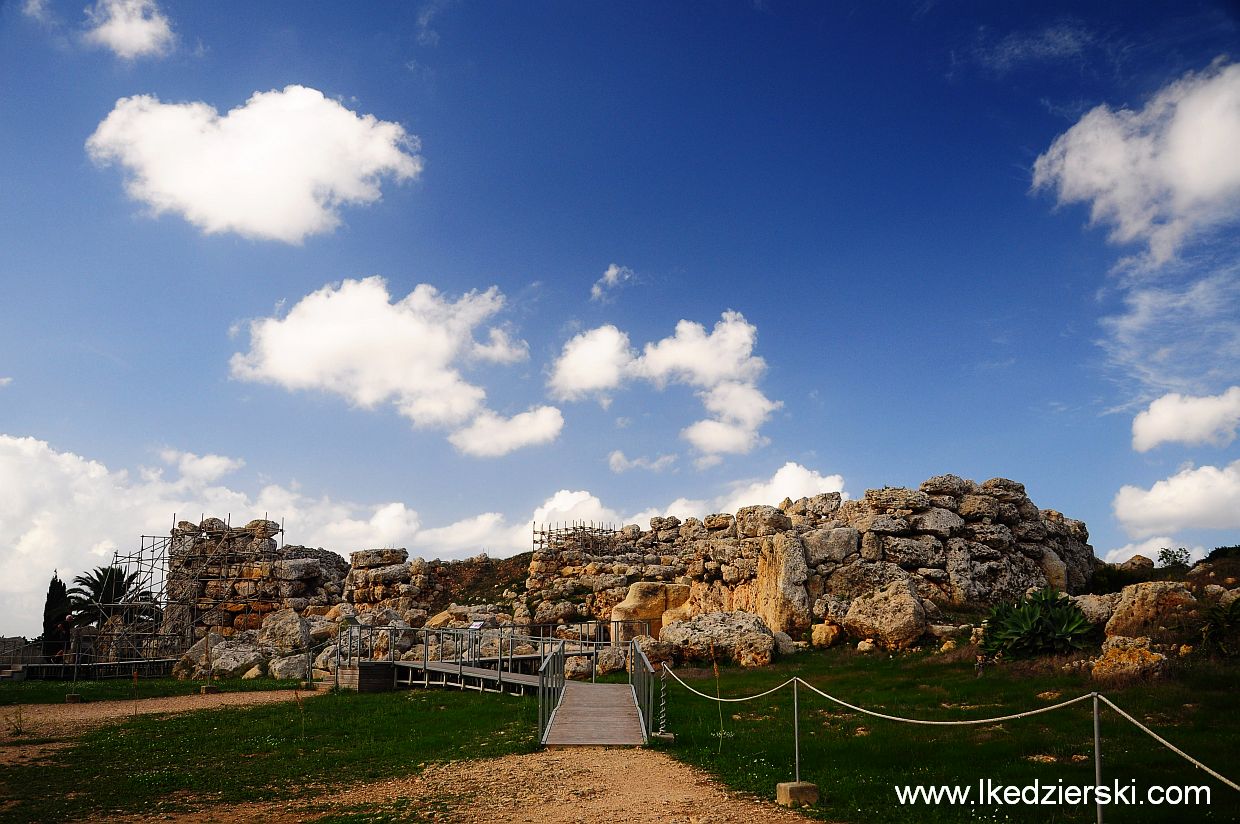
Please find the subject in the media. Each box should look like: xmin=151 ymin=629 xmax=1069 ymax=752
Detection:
xmin=2 ymin=692 xmax=822 ymax=823
xmin=111 ymin=748 xmax=821 ymax=823
xmin=0 ymin=689 xmax=322 ymax=743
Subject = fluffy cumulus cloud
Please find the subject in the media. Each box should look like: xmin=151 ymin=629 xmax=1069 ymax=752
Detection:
xmin=713 ymin=461 xmax=847 ymax=516
xmin=86 ymin=85 xmax=422 ymax=243
xmin=590 ymin=263 xmax=635 ymax=302
xmin=232 ymin=277 xmax=558 ymax=456
xmin=447 ymin=407 xmax=564 ymax=457
xmin=1033 ymin=61 xmax=1240 ymax=264
xmin=547 ymin=325 xmax=633 ymax=403
xmin=1132 ymin=386 xmax=1240 ymax=452
xmin=1113 ymin=460 xmax=1240 ymax=538
xmin=83 ymin=0 xmax=174 ymax=59
xmin=0 ymin=436 xmax=428 ymax=637
xmin=549 ymin=311 xmax=780 ymax=463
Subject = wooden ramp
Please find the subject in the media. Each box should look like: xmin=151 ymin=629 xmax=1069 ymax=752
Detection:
xmin=543 ymin=681 xmax=646 ymax=748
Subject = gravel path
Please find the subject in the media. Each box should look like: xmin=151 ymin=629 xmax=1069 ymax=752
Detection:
xmin=0 ymin=689 xmax=322 ymax=742
xmin=109 ymin=748 xmax=821 ymax=823
xmin=3 ymin=692 xmax=822 ymax=823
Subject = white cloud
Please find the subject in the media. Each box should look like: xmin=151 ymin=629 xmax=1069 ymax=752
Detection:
xmin=83 ymin=0 xmax=174 ymax=59
xmin=976 ymin=22 xmax=1094 ymax=74
xmin=86 ymin=85 xmax=422 ymax=243
xmin=607 ymin=450 xmax=676 ymax=473
xmin=1114 ymin=459 xmax=1240 ymax=537
xmin=22 ymin=0 xmax=51 ymax=23
xmin=1033 ymin=61 xmax=1240 ymax=264
xmin=681 ymin=381 xmax=781 ymax=457
xmin=1099 ymin=269 xmax=1240 ymax=394
xmin=232 ymin=277 xmax=555 ymax=455
xmin=0 ymin=435 xmax=430 ymax=637
xmin=531 ymin=489 xmax=624 ymax=526
xmin=447 ymin=406 xmax=564 ymax=457
xmin=0 ymin=377 xmax=12 ymax=388
xmin=1132 ymin=386 xmax=1240 ymax=452
xmin=158 ymin=449 xmax=244 ymax=484
xmin=548 ymin=325 xmax=634 ymax=402
xmin=714 ymin=461 xmax=847 ymax=516
xmin=1102 ymin=536 xmax=1206 ymax=565
xmin=633 ymin=311 xmax=766 ymax=389
xmin=590 ymin=263 xmax=635 ymax=302
xmin=413 ymin=512 xmax=508 ymax=555
xmin=549 ymin=311 xmax=779 ymax=462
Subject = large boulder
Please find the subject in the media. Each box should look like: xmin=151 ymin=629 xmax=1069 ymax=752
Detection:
xmin=350 ymin=548 xmax=409 ymax=569
xmin=268 ymin=653 xmax=310 ymax=680
xmin=753 ymin=533 xmax=811 ymax=634
xmin=734 ymin=505 xmax=793 ymax=538
xmin=172 ymin=632 xmax=225 ymax=680
xmin=258 ymin=608 xmax=310 ymax=654
xmin=610 ymin=582 xmax=690 ymax=640
xmin=1105 ymin=582 xmax=1201 ymax=643
xmin=659 ymin=611 xmax=775 ymax=668
xmin=1069 ymin=592 xmax=1121 ymax=627
xmin=1091 ymin=636 xmax=1166 ymax=681
xmin=842 ymin=580 xmax=927 ymax=649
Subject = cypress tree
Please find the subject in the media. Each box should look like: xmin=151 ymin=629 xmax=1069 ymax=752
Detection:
xmin=41 ymin=571 xmax=72 ymax=655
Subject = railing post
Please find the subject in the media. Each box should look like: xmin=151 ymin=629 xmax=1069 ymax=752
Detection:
xmin=793 ymin=678 xmax=801 ymax=784
xmin=1093 ymin=692 xmax=1103 ymax=824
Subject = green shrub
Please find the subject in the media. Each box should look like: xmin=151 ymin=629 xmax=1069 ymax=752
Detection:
xmin=1157 ymin=546 xmax=1191 ymax=570
xmin=981 ymin=587 xmax=1092 ymax=658
xmin=1200 ymin=598 xmax=1240 ymax=658
xmin=1206 ymin=544 xmax=1240 ymax=562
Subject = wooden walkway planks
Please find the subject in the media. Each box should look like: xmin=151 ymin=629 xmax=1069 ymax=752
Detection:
xmin=543 ymin=681 xmax=646 ymax=747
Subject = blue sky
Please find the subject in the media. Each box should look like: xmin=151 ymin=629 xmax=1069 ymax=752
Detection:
xmin=2 ymin=1 xmax=1239 ymax=636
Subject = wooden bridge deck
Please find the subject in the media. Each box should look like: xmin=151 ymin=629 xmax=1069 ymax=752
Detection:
xmin=543 ymin=681 xmax=646 ymax=748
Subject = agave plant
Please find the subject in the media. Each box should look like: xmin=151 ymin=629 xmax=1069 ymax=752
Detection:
xmin=981 ymin=587 xmax=1092 ymax=658
xmin=1200 ymin=599 xmax=1240 ymax=658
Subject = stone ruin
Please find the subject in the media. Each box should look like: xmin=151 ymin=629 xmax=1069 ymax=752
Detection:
xmin=140 ymin=472 xmax=1112 ymax=678
xmin=524 ymin=474 xmax=1094 ymax=640
xmin=160 ymin=517 xmax=348 ymax=642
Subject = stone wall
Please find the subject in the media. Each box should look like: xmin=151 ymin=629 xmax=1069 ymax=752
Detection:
xmin=160 ymin=517 xmax=348 ymax=639
xmin=524 ymin=474 xmax=1094 ymax=636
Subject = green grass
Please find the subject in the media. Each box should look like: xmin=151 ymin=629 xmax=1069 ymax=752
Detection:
xmin=0 ymin=688 xmax=538 ymax=823
xmin=0 ymin=676 xmax=298 ymax=706
xmin=654 ymin=647 xmax=1240 ymax=823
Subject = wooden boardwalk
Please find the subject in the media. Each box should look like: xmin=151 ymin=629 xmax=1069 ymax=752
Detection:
xmin=543 ymin=681 xmax=646 ymax=748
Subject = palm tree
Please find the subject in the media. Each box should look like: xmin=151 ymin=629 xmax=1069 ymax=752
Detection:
xmin=68 ymin=566 xmax=152 ymax=627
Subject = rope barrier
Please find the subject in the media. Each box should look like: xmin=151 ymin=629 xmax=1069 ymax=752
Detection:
xmin=663 ymin=665 xmax=798 ymax=703
xmin=795 ymin=677 xmax=1094 ymax=726
xmin=1098 ymin=695 xmax=1240 ymax=793
xmin=663 ymin=665 xmax=1238 ymax=792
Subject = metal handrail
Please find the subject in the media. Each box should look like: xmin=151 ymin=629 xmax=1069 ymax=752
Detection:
xmin=538 ymin=640 xmax=566 ymax=744
xmin=629 ymin=640 xmax=655 ymax=740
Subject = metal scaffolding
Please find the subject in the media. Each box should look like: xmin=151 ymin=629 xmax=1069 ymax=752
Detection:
xmin=532 ymin=521 xmax=621 ymax=554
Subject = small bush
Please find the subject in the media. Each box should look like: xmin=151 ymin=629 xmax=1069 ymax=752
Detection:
xmin=1157 ymin=546 xmax=1191 ymax=570
xmin=1200 ymin=598 xmax=1240 ymax=658
xmin=1206 ymin=544 xmax=1240 ymax=562
xmin=981 ymin=588 xmax=1093 ymax=659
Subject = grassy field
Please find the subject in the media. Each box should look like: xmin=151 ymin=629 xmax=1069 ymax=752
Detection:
xmin=1 ymin=650 xmax=1236 ymax=823
xmin=0 ymin=687 xmax=537 ymax=822
xmin=0 ymin=676 xmax=299 ymax=706
xmin=654 ymin=647 xmax=1240 ymax=823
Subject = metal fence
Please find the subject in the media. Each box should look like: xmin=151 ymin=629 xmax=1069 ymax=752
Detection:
xmin=538 ymin=640 xmax=566 ymax=744
xmin=629 ymin=639 xmax=656 ymax=739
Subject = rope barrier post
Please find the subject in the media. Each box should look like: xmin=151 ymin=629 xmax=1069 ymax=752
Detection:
xmin=1093 ymin=692 xmax=1103 ymax=824
xmin=776 ymin=678 xmax=818 ymax=808
xmin=794 ymin=678 xmax=801 ymax=783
